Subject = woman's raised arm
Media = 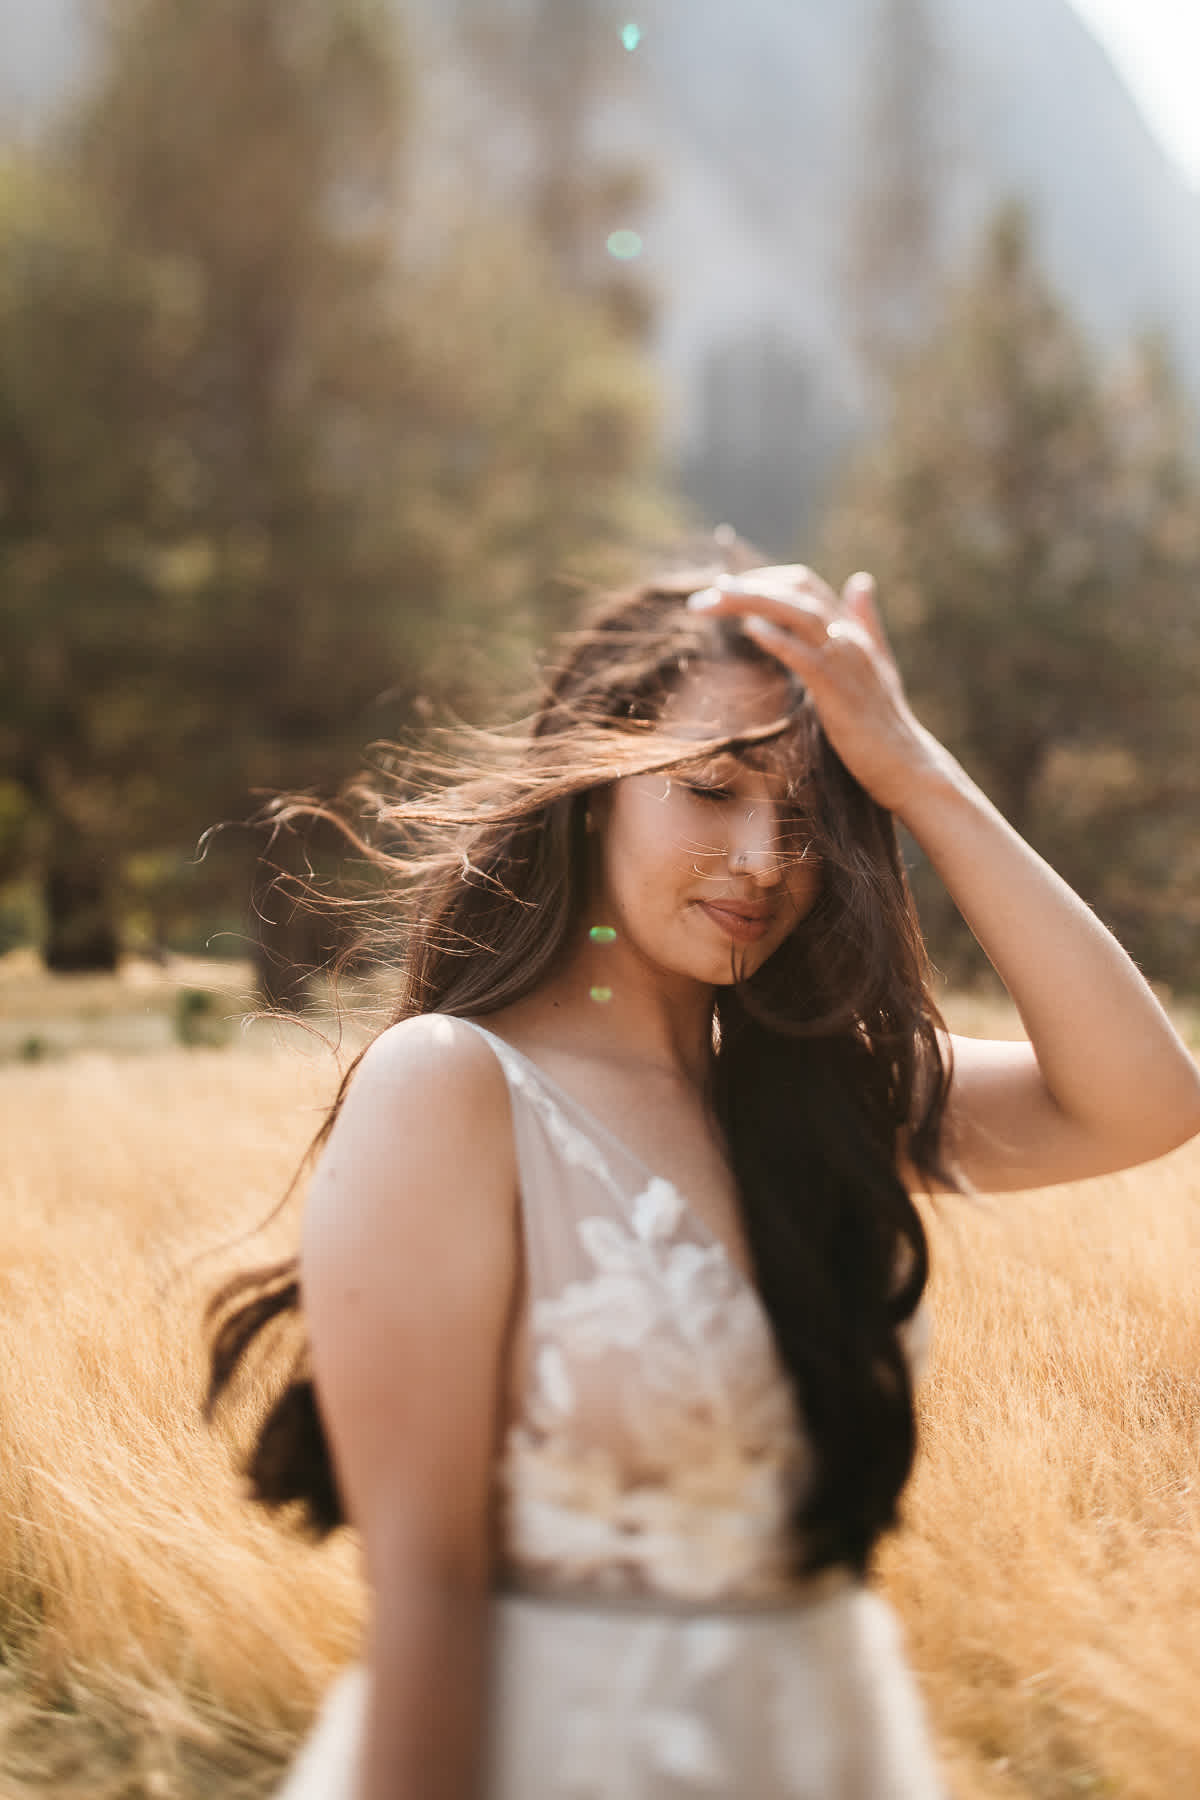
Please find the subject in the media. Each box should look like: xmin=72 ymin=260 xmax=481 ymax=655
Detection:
xmin=888 ymin=746 xmax=1200 ymax=1191
xmin=689 ymin=568 xmax=1200 ymax=1193
xmin=301 ymin=1015 xmax=519 ymax=1800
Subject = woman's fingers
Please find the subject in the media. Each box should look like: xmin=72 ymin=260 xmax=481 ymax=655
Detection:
xmin=687 ymin=579 xmax=831 ymax=650
xmin=687 ymin=566 xmax=901 ymax=682
xmin=841 ymin=572 xmax=892 ymax=658
xmin=688 ymin=564 xmax=882 ymax=663
xmin=750 ymin=563 xmax=841 ymax=614
xmin=739 ymin=612 xmax=824 ymax=669
xmin=732 ymin=565 xmax=837 ymax=622
xmin=687 ymin=563 xmax=932 ymax=812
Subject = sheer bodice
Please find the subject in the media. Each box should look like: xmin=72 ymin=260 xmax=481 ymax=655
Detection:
xmin=460 ymin=1018 xmax=929 ymax=1607
xmin=275 ymin=1017 xmax=945 ymax=1800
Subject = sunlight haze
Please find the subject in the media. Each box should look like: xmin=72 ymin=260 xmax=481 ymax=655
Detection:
xmin=1067 ymin=0 xmax=1200 ymax=187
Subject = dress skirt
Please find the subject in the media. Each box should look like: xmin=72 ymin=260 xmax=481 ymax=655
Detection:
xmin=274 ymin=1580 xmax=946 ymax=1799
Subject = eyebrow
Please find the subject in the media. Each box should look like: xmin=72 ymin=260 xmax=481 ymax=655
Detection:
xmin=724 ymin=716 xmax=809 ymax=763
xmin=648 ymin=710 xmax=813 ymax=789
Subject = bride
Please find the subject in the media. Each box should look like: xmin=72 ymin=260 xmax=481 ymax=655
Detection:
xmin=207 ymin=563 xmax=1200 ymax=1799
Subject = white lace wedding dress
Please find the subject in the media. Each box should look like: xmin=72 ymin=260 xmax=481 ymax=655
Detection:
xmin=276 ymin=1018 xmax=946 ymax=1799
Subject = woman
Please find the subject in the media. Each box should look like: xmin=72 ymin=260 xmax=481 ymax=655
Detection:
xmin=208 ymin=563 xmax=1200 ymax=1800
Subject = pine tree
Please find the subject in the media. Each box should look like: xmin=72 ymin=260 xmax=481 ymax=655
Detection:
xmin=441 ymin=0 xmax=653 ymax=341
xmin=842 ymin=0 xmax=951 ymax=373
xmin=2 ymin=0 xmax=668 ymax=987
xmin=822 ymin=204 xmax=1200 ymax=978
xmin=0 ymin=155 xmax=196 ymax=969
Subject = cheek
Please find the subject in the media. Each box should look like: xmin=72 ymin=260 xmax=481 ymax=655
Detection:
xmin=601 ymin=790 xmax=696 ymax=908
xmin=780 ymin=858 xmax=824 ymax=928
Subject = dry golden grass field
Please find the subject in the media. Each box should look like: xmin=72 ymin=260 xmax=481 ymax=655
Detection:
xmin=1 ymin=956 xmax=1198 ymax=1798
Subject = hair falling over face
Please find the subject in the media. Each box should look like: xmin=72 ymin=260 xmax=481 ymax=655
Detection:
xmin=205 ymin=571 xmax=957 ymax=1577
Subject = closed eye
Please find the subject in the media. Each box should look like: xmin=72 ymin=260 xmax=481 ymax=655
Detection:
xmin=681 ymin=782 xmax=734 ymax=802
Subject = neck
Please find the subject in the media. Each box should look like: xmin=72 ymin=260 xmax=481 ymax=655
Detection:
xmin=506 ymin=924 xmax=716 ymax=1090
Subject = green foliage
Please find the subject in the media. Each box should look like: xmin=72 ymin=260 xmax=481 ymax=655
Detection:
xmin=0 ymin=152 xmax=199 ymax=961
xmin=0 ymin=0 xmax=669 ymax=981
xmin=0 ymin=879 xmax=39 ymax=956
xmin=173 ymin=987 xmax=234 ymax=1049
xmin=822 ymin=204 xmax=1200 ymax=980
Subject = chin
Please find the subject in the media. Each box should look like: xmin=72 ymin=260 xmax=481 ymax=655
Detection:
xmin=691 ymin=943 xmax=777 ymax=987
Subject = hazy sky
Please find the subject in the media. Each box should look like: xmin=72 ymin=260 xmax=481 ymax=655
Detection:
xmin=1 ymin=2 xmax=1197 ymax=191
xmin=1067 ymin=0 xmax=1200 ymax=187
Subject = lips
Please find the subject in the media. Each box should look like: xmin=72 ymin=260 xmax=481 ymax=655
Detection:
xmin=695 ymin=899 xmax=775 ymax=941
xmin=701 ymin=899 xmax=773 ymax=921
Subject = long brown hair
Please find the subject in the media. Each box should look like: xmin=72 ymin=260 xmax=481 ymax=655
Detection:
xmin=206 ymin=572 xmax=955 ymax=1577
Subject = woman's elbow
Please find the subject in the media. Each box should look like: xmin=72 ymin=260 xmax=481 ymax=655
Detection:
xmin=1141 ymin=1055 xmax=1200 ymax=1162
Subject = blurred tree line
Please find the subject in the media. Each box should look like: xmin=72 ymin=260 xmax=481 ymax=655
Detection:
xmin=826 ymin=0 xmax=1200 ymax=983
xmin=1 ymin=0 xmax=1198 ymax=997
xmin=0 ymin=0 xmax=666 ymax=999
xmin=827 ymin=211 xmax=1200 ymax=979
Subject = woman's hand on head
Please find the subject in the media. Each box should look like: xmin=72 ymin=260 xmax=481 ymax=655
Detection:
xmin=695 ymin=573 xmax=1200 ymax=1192
xmin=688 ymin=566 xmax=948 ymax=816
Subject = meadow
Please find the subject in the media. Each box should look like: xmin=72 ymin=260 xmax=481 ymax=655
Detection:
xmin=1 ymin=957 xmax=1198 ymax=1798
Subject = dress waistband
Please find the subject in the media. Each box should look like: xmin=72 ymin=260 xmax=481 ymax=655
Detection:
xmin=493 ymin=1566 xmax=856 ymax=1618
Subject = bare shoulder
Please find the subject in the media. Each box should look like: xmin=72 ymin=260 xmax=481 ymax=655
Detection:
xmin=339 ymin=1011 xmax=513 ymax=1126
xmin=300 ymin=1014 xmax=520 ymax=1550
xmin=302 ymin=1012 xmax=517 ymax=1268
xmin=317 ymin=1014 xmax=513 ymax=1166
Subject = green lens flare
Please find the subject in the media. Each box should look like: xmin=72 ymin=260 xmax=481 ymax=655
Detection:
xmin=589 ymin=925 xmax=617 ymax=943
xmin=606 ymin=229 xmax=643 ymax=261
xmin=589 ymin=985 xmax=614 ymax=1004
xmin=620 ymin=24 xmax=642 ymax=51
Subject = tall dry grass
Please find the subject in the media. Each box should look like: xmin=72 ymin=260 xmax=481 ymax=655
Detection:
xmin=0 ymin=1042 xmax=364 ymax=1798
xmin=1 ymin=1007 xmax=1198 ymax=1796
xmin=887 ymin=1163 xmax=1200 ymax=1798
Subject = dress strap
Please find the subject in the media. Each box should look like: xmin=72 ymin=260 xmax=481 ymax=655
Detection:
xmin=452 ymin=1017 xmax=634 ymax=1305
xmin=454 ymin=1018 xmax=625 ymax=1197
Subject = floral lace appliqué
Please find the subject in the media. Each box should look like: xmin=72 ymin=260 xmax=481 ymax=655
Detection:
xmin=499 ymin=1173 xmax=812 ymax=1603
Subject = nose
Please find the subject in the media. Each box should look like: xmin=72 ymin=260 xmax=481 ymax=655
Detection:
xmin=728 ymin=805 xmax=784 ymax=885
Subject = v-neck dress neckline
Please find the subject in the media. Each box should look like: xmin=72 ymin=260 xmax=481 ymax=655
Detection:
xmin=457 ymin=1016 xmax=755 ymax=1286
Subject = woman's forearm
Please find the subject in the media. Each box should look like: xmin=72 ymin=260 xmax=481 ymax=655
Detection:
xmin=359 ymin=1575 xmax=491 ymax=1800
xmin=894 ymin=741 xmax=1200 ymax=1159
